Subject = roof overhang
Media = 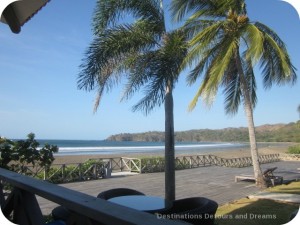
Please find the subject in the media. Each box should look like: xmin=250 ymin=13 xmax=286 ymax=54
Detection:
xmin=0 ymin=0 xmax=50 ymax=33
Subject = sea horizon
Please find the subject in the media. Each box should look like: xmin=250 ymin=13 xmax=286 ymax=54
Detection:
xmin=26 ymin=139 xmax=285 ymax=156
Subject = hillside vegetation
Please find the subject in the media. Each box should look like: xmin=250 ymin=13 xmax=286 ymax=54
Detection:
xmin=106 ymin=121 xmax=300 ymax=143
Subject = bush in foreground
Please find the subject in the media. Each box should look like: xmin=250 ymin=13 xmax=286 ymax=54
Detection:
xmin=0 ymin=133 xmax=58 ymax=172
xmin=287 ymin=145 xmax=300 ymax=154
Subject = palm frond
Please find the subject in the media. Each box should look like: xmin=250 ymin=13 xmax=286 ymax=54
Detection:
xmin=78 ymin=21 xmax=159 ymax=87
xmin=93 ymin=0 xmax=164 ymax=35
xmin=222 ymin=67 xmax=241 ymax=115
xmin=170 ymin=0 xmax=246 ymax=22
xmin=128 ymin=50 xmax=167 ymax=114
xmin=243 ymin=24 xmax=264 ymax=65
xmin=170 ymin=0 xmax=231 ymax=22
xmin=188 ymin=33 xmax=238 ymax=111
xmin=184 ymin=19 xmax=219 ymax=40
xmin=221 ymin=54 xmax=257 ymax=115
xmin=122 ymin=30 xmax=188 ymax=114
xmin=121 ymin=51 xmax=157 ymax=101
xmin=254 ymin=21 xmax=296 ymax=88
xmin=131 ymin=75 xmax=166 ymax=115
xmin=189 ymin=21 xmax=223 ymax=46
xmin=259 ymin=31 xmax=297 ymax=88
xmin=78 ymin=20 xmax=162 ymax=112
xmin=183 ymin=21 xmax=224 ymax=73
xmin=186 ymin=30 xmax=228 ymax=86
xmin=244 ymin=59 xmax=257 ymax=109
xmin=206 ymin=39 xmax=238 ymax=88
xmin=254 ymin=22 xmax=286 ymax=48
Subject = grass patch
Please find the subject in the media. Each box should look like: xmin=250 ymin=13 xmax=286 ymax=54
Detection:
xmin=287 ymin=144 xmax=300 ymax=154
xmin=215 ymin=198 xmax=298 ymax=225
xmin=268 ymin=181 xmax=300 ymax=195
xmin=215 ymin=181 xmax=300 ymax=225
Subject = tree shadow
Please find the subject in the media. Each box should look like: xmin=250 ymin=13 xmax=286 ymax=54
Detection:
xmin=215 ymin=199 xmax=299 ymax=225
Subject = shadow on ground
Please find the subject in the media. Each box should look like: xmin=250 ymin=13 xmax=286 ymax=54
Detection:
xmin=215 ymin=199 xmax=299 ymax=225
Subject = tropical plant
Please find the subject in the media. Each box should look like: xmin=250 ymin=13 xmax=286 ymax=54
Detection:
xmin=171 ymin=0 xmax=297 ymax=187
xmin=0 ymin=133 xmax=58 ymax=172
xmin=78 ymin=0 xmax=188 ymax=201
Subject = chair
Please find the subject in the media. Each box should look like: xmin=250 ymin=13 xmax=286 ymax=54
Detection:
xmin=235 ymin=167 xmax=283 ymax=187
xmin=52 ymin=206 xmax=71 ymax=222
xmin=97 ymin=188 xmax=145 ymax=200
xmin=263 ymin=167 xmax=283 ymax=186
xmin=46 ymin=220 xmax=66 ymax=225
xmin=52 ymin=188 xmax=145 ymax=222
xmin=162 ymin=197 xmax=218 ymax=225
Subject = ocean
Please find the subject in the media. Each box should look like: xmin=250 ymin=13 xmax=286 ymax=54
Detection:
xmin=36 ymin=140 xmax=252 ymax=156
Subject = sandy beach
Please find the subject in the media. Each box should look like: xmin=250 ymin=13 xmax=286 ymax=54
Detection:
xmin=52 ymin=143 xmax=293 ymax=165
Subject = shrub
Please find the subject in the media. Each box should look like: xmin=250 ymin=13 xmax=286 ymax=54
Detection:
xmin=287 ymin=145 xmax=300 ymax=154
xmin=141 ymin=156 xmax=165 ymax=173
xmin=45 ymin=159 xmax=106 ymax=183
xmin=0 ymin=133 xmax=58 ymax=172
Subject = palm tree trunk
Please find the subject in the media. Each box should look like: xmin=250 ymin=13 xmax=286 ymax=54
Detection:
xmin=235 ymin=50 xmax=266 ymax=188
xmin=243 ymin=94 xmax=266 ymax=188
xmin=165 ymin=81 xmax=175 ymax=201
xmin=160 ymin=0 xmax=175 ymax=201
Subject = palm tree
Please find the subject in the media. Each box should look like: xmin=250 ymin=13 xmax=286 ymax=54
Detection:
xmin=298 ymin=105 xmax=300 ymax=120
xmin=171 ymin=0 xmax=297 ymax=187
xmin=78 ymin=0 xmax=187 ymax=201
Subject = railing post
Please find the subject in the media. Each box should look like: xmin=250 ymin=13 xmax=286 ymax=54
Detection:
xmin=121 ymin=158 xmax=124 ymax=172
xmin=109 ymin=159 xmax=113 ymax=171
xmin=93 ymin=164 xmax=97 ymax=179
xmin=2 ymin=188 xmax=44 ymax=225
xmin=78 ymin=163 xmax=82 ymax=180
xmin=0 ymin=182 xmax=5 ymax=206
xmin=138 ymin=159 xmax=142 ymax=173
xmin=62 ymin=164 xmax=66 ymax=182
xmin=43 ymin=166 xmax=48 ymax=180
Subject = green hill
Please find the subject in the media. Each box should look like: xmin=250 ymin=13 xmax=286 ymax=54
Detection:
xmin=106 ymin=121 xmax=300 ymax=142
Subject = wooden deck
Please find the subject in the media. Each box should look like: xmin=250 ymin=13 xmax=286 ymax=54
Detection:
xmin=37 ymin=161 xmax=300 ymax=215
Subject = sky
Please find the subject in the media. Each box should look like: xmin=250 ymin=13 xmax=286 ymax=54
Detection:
xmin=0 ymin=0 xmax=299 ymax=140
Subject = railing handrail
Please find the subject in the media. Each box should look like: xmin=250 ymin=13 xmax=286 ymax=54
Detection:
xmin=14 ymin=154 xmax=280 ymax=182
xmin=0 ymin=168 xmax=185 ymax=225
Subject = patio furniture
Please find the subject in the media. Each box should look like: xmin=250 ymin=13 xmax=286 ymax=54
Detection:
xmin=52 ymin=188 xmax=145 ymax=222
xmin=162 ymin=197 xmax=218 ymax=225
xmin=46 ymin=220 xmax=66 ymax=225
xmin=97 ymin=188 xmax=145 ymax=200
xmin=52 ymin=207 xmax=70 ymax=222
xmin=263 ymin=167 xmax=283 ymax=186
xmin=108 ymin=195 xmax=172 ymax=213
xmin=235 ymin=174 xmax=256 ymax=182
xmin=235 ymin=167 xmax=283 ymax=187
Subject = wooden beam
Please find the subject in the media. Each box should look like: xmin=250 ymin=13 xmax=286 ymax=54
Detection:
xmin=0 ymin=182 xmax=5 ymax=206
xmin=2 ymin=3 xmax=21 ymax=34
xmin=0 ymin=168 xmax=186 ymax=225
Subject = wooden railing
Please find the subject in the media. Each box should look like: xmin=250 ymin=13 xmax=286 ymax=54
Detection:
xmin=0 ymin=168 xmax=186 ymax=225
xmin=84 ymin=157 xmax=141 ymax=173
xmin=13 ymin=157 xmax=141 ymax=183
xmin=176 ymin=154 xmax=280 ymax=168
xmin=280 ymin=153 xmax=300 ymax=161
xmin=12 ymin=154 xmax=280 ymax=182
xmin=120 ymin=157 xmax=141 ymax=173
xmin=45 ymin=162 xmax=106 ymax=183
xmin=141 ymin=154 xmax=280 ymax=172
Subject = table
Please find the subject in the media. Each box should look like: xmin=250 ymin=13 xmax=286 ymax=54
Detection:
xmin=108 ymin=195 xmax=172 ymax=213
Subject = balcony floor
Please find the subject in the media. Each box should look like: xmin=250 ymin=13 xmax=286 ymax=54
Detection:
xmin=37 ymin=160 xmax=300 ymax=215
